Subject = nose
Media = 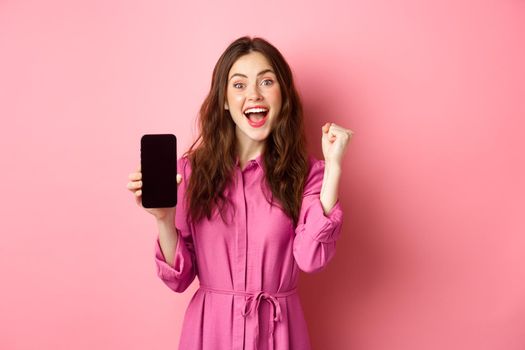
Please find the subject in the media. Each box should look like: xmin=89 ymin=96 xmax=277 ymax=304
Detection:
xmin=246 ymin=83 xmax=263 ymax=101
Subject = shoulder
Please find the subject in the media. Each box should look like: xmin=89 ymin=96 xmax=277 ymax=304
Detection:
xmin=177 ymin=155 xmax=192 ymax=179
xmin=306 ymin=154 xmax=326 ymax=177
xmin=304 ymin=155 xmax=326 ymax=195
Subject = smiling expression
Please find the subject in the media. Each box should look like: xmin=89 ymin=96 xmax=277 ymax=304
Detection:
xmin=224 ymin=51 xmax=282 ymax=148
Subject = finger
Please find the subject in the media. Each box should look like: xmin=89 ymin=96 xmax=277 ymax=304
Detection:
xmin=329 ymin=123 xmax=348 ymax=134
xmin=135 ymin=189 xmax=142 ymax=197
xmin=176 ymin=173 xmax=182 ymax=184
xmin=322 ymin=122 xmax=331 ymax=134
xmin=342 ymin=127 xmax=354 ymax=136
xmin=329 ymin=125 xmax=351 ymax=137
xmin=127 ymin=180 xmax=142 ymax=190
xmin=128 ymin=172 xmax=142 ymax=181
xmin=329 ymin=127 xmax=338 ymax=138
xmin=330 ymin=124 xmax=354 ymax=136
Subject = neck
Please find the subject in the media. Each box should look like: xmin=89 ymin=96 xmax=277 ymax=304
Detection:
xmin=237 ymin=144 xmax=264 ymax=165
xmin=235 ymin=128 xmax=265 ymax=166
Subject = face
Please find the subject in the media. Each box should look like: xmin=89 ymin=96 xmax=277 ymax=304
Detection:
xmin=224 ymin=51 xmax=282 ymax=150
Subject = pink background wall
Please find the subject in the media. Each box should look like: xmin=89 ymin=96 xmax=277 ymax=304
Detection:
xmin=1 ymin=0 xmax=524 ymax=349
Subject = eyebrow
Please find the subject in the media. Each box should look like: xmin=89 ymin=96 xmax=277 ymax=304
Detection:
xmin=229 ymin=69 xmax=275 ymax=81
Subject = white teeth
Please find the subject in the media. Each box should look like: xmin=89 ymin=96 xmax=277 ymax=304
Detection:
xmin=244 ymin=107 xmax=268 ymax=114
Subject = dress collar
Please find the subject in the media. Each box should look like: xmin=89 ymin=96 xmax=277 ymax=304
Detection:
xmin=235 ymin=152 xmax=264 ymax=170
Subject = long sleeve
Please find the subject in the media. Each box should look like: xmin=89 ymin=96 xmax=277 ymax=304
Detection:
xmin=154 ymin=156 xmax=198 ymax=293
xmin=293 ymin=158 xmax=344 ymax=273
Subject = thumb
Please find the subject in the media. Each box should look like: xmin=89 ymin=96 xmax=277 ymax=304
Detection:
xmin=322 ymin=122 xmax=331 ymax=134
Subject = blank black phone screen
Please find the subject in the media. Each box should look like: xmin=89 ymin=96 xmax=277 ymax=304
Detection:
xmin=140 ymin=134 xmax=177 ymax=208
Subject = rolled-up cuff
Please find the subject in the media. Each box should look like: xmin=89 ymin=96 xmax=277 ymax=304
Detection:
xmin=154 ymin=232 xmax=189 ymax=280
xmin=304 ymin=199 xmax=343 ymax=243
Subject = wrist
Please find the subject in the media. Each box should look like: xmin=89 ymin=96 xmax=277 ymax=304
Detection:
xmin=152 ymin=207 xmax=176 ymax=221
xmin=156 ymin=213 xmax=175 ymax=225
xmin=156 ymin=214 xmax=179 ymax=239
xmin=324 ymin=160 xmax=342 ymax=176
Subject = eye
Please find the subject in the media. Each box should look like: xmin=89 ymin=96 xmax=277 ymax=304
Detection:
xmin=232 ymin=82 xmax=244 ymax=89
xmin=261 ymin=79 xmax=273 ymax=86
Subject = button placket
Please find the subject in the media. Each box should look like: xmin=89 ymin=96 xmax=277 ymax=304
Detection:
xmin=233 ymin=167 xmax=248 ymax=350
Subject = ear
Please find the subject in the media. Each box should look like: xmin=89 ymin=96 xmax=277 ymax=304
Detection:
xmin=224 ymin=101 xmax=229 ymax=110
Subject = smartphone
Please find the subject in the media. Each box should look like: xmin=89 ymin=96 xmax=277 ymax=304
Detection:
xmin=140 ymin=134 xmax=177 ymax=208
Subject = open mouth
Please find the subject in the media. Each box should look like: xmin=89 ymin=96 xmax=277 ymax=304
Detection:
xmin=243 ymin=107 xmax=269 ymax=128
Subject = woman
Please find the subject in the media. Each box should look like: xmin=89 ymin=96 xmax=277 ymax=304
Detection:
xmin=127 ymin=36 xmax=353 ymax=350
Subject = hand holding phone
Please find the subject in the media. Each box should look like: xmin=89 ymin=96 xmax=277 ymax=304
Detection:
xmin=127 ymin=163 xmax=182 ymax=220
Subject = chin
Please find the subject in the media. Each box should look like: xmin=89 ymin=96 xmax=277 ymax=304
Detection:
xmin=247 ymin=131 xmax=270 ymax=142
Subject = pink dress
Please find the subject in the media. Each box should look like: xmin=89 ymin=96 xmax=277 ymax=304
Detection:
xmin=154 ymin=153 xmax=343 ymax=350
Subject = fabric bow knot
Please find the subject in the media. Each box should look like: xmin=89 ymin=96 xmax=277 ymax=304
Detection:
xmin=241 ymin=291 xmax=283 ymax=350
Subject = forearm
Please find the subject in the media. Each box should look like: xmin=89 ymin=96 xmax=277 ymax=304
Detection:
xmin=156 ymin=215 xmax=179 ymax=267
xmin=320 ymin=161 xmax=341 ymax=215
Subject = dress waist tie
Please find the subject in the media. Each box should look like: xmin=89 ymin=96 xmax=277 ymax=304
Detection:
xmin=199 ymin=284 xmax=298 ymax=350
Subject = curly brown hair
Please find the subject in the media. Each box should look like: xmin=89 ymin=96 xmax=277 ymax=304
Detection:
xmin=184 ymin=36 xmax=309 ymax=226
